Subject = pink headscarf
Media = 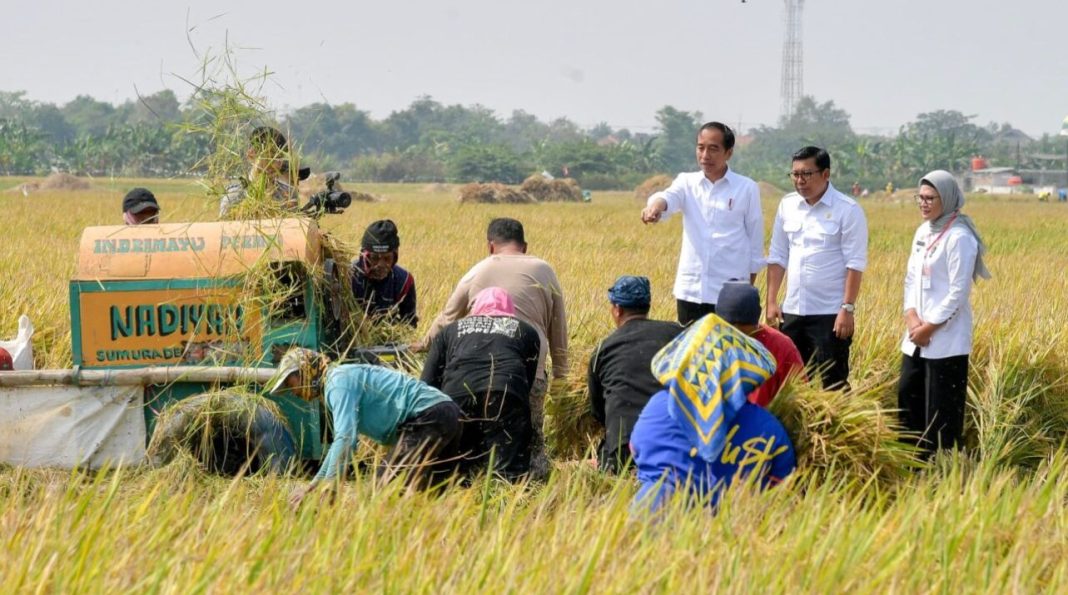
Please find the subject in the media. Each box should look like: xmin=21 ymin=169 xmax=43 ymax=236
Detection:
xmin=470 ymin=287 xmax=515 ymax=317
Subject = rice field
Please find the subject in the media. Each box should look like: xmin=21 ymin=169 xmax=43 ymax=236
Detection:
xmin=1 ymin=179 xmax=1067 ymax=592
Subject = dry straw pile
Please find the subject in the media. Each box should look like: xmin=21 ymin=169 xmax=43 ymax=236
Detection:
xmin=7 ymin=172 xmax=92 ymax=195
xmin=521 ymin=176 xmax=583 ymax=202
xmin=633 ymin=174 xmax=673 ymax=203
xmin=457 ymin=182 xmax=536 ymax=204
xmin=147 ymin=389 xmax=291 ymax=475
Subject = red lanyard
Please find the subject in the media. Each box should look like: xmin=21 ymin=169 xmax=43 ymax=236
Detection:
xmin=924 ymin=212 xmax=958 ymax=261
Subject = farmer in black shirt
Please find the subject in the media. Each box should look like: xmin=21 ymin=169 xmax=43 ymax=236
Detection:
xmin=588 ymin=276 xmax=682 ymax=473
xmin=421 ymin=287 xmax=541 ymax=479
xmin=350 ymin=220 xmax=418 ymax=326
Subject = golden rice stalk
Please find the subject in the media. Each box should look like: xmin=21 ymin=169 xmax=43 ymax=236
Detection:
xmin=146 ymin=388 xmax=290 ymax=475
xmin=769 ymin=379 xmax=924 ymax=489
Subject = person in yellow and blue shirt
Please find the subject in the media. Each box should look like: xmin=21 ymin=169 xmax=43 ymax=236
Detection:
xmin=630 ymin=314 xmax=796 ymax=514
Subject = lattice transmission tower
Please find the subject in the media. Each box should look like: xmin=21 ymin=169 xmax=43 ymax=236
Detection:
xmin=780 ymin=0 xmax=805 ymax=120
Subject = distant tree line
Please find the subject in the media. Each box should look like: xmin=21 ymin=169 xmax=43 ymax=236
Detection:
xmin=0 ymin=89 xmax=1057 ymax=190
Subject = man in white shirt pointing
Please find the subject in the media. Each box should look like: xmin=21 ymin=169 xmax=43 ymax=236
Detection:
xmin=765 ymin=146 xmax=868 ymax=390
xmin=640 ymin=122 xmax=766 ymax=325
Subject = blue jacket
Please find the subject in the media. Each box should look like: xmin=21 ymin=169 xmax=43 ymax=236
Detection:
xmin=630 ymin=391 xmax=796 ymax=513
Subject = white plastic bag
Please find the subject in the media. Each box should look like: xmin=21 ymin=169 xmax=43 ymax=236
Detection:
xmin=0 ymin=315 xmax=34 ymax=370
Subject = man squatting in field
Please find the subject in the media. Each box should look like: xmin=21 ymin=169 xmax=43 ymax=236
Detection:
xmin=219 ymin=126 xmax=309 ymax=219
xmin=716 ymin=281 xmax=805 ymax=409
xmin=640 ymin=122 xmax=765 ymax=326
xmin=421 ymin=287 xmax=541 ymax=480
xmin=766 ymin=146 xmax=869 ymax=390
xmin=587 ymin=276 xmax=681 ymax=473
xmin=350 ymin=219 xmax=419 ymax=327
xmin=272 ymin=348 xmax=462 ymax=509
xmin=421 ymin=217 xmax=568 ymax=482
xmin=630 ymin=313 xmax=796 ymax=515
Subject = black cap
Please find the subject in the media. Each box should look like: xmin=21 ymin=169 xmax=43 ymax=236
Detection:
xmin=362 ymin=220 xmax=400 ymax=253
xmin=122 ymin=188 xmax=159 ymax=214
xmin=717 ymin=280 xmax=761 ymax=326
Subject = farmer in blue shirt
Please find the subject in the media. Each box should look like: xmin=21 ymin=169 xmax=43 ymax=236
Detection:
xmin=271 ymin=348 xmax=461 ymax=509
xmin=630 ymin=314 xmax=796 ymax=515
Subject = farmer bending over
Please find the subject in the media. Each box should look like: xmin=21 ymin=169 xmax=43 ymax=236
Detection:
xmin=630 ymin=314 xmax=796 ymax=515
xmin=272 ymin=347 xmax=462 ymax=509
xmin=421 ymin=287 xmax=541 ymax=480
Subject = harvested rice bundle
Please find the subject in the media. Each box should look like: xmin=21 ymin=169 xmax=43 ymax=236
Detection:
xmin=545 ymin=178 xmax=584 ymax=202
xmin=769 ymin=380 xmax=923 ymax=488
xmin=522 ymin=176 xmax=583 ymax=202
xmin=520 ymin=175 xmax=552 ymax=201
xmin=147 ymin=388 xmax=295 ymax=476
xmin=457 ymin=182 xmax=536 ymax=204
xmin=633 ymin=174 xmax=673 ymax=203
xmin=544 ymin=370 xmax=601 ymax=460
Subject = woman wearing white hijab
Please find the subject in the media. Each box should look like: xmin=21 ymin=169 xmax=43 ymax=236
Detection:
xmin=898 ymin=170 xmax=991 ymax=454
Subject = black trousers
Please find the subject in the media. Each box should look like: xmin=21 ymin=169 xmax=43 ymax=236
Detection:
xmin=379 ymin=400 xmax=463 ymax=489
xmin=457 ymin=390 xmax=533 ymax=480
xmin=677 ymin=299 xmax=716 ymax=327
xmin=782 ymin=313 xmax=851 ymax=390
xmin=598 ymin=443 xmax=633 ymax=474
xmin=897 ymin=350 xmax=969 ymax=454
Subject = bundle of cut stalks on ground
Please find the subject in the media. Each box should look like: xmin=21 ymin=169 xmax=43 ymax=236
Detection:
xmin=147 ymin=388 xmax=290 ymax=475
xmin=769 ymin=378 xmax=923 ymax=488
xmin=544 ymin=360 xmax=603 ymax=460
xmin=521 ymin=176 xmax=583 ymax=202
xmin=633 ymin=174 xmax=673 ymax=203
xmin=457 ymin=182 xmax=536 ymax=204
xmin=546 ymin=366 xmax=923 ymax=485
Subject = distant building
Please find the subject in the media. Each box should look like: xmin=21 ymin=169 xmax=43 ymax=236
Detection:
xmin=964 ymin=165 xmax=1068 ymax=194
xmin=965 ymin=166 xmax=1019 ymax=194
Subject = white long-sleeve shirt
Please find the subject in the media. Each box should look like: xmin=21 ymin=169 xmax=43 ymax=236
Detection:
xmin=767 ymin=184 xmax=869 ymax=315
xmin=651 ymin=169 xmax=765 ymax=305
xmin=900 ymin=222 xmax=978 ymax=359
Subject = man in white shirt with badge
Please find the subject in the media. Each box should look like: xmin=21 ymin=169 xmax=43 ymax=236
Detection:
xmin=765 ymin=146 xmax=868 ymax=390
xmin=640 ymin=122 xmax=765 ymax=326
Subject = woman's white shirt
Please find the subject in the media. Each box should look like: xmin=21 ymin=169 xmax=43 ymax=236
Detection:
xmin=901 ymin=222 xmax=978 ymax=359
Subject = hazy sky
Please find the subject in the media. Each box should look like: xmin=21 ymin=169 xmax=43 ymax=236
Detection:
xmin=4 ymin=0 xmax=1066 ymax=137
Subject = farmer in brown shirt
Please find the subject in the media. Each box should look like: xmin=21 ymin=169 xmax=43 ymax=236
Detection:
xmin=422 ymin=217 xmax=568 ymax=480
